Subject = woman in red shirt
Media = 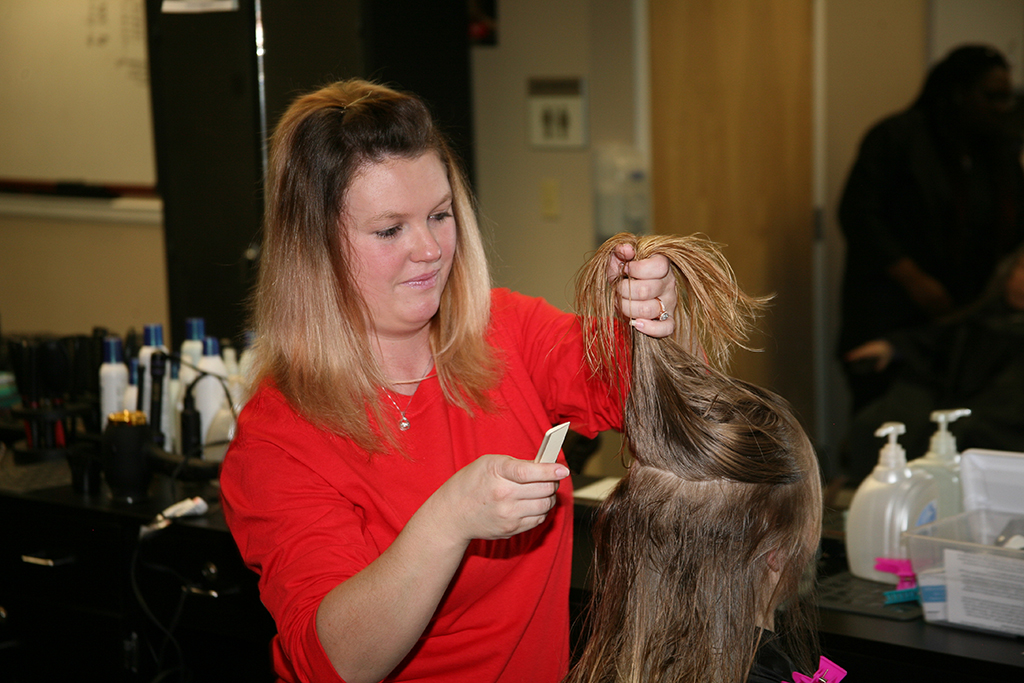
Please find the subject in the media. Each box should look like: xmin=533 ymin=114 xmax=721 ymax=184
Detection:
xmin=219 ymin=79 xmax=676 ymax=683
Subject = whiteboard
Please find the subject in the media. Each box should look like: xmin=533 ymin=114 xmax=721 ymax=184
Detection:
xmin=0 ymin=0 xmax=156 ymax=188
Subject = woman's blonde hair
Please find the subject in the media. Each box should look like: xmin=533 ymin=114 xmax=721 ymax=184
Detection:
xmin=567 ymin=233 xmax=822 ymax=683
xmin=250 ymin=79 xmax=497 ymax=452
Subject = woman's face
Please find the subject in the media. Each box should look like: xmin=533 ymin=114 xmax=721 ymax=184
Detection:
xmin=342 ymin=152 xmax=457 ymax=340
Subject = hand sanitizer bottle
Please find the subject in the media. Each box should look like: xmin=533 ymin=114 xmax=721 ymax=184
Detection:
xmin=845 ymin=422 xmax=939 ymax=583
xmin=908 ymin=408 xmax=969 ymax=520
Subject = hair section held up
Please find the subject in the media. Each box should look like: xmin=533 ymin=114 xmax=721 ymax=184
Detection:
xmin=568 ymin=232 xmax=821 ymax=683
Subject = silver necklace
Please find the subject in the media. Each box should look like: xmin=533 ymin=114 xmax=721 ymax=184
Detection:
xmin=386 ymin=392 xmax=413 ymax=431
xmin=385 ymin=358 xmax=434 ymax=431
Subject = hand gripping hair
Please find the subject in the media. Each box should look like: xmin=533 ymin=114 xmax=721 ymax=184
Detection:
xmin=569 ymin=232 xmax=823 ymax=683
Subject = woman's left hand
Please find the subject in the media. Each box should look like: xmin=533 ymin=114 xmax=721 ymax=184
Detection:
xmin=608 ymin=243 xmax=676 ymax=338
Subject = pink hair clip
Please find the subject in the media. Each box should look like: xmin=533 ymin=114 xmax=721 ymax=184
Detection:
xmin=874 ymin=557 xmax=917 ymax=590
xmin=787 ymin=656 xmax=847 ymax=683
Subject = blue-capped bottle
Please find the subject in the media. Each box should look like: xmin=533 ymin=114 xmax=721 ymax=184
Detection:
xmin=99 ymin=336 xmax=128 ymax=431
xmin=178 ymin=317 xmax=205 ymax=389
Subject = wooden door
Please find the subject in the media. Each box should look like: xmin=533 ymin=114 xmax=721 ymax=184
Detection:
xmin=649 ymin=0 xmax=815 ymax=425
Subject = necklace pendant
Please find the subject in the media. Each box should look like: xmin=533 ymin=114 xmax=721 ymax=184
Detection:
xmin=399 ymin=415 xmax=411 ymax=431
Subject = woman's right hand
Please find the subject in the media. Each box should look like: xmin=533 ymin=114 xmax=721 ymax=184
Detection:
xmin=427 ymin=454 xmax=570 ymax=544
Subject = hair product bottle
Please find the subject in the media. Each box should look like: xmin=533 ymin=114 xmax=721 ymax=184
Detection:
xmin=203 ymin=403 xmax=236 ymax=463
xmin=220 ymin=338 xmax=244 ymax=409
xmin=845 ymin=422 xmax=939 ymax=583
xmin=908 ymin=408 xmax=970 ymax=519
xmin=193 ymin=336 xmax=229 ymax=451
xmin=123 ymin=357 xmax=139 ymax=416
xmin=178 ymin=317 xmax=205 ymax=386
xmin=99 ymin=336 xmax=128 ymax=431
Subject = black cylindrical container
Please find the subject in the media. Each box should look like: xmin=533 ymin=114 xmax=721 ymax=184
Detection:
xmin=101 ymin=410 xmax=153 ymax=503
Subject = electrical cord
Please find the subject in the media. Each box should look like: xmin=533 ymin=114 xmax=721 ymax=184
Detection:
xmin=130 ymin=541 xmax=192 ymax=683
xmin=176 ymin=354 xmax=239 ymax=462
xmin=133 ymin=351 xmax=240 ymax=484
xmin=131 ymin=496 xmax=211 ymax=682
xmin=177 ymin=354 xmax=240 ymax=423
xmin=118 ymin=351 xmax=242 ymax=680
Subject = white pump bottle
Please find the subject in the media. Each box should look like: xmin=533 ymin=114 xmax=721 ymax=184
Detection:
xmin=845 ymin=422 xmax=939 ymax=583
xmin=908 ymin=408 xmax=969 ymax=519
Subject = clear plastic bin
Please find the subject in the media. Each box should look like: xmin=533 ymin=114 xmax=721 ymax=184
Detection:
xmin=903 ymin=449 xmax=1024 ymax=637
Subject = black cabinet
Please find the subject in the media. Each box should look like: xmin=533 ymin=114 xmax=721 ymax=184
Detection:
xmin=0 ymin=480 xmax=275 ymax=682
xmin=2 ymin=500 xmax=131 ymax=679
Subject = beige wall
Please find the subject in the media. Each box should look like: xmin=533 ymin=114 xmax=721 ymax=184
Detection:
xmin=0 ymin=207 xmax=169 ymax=338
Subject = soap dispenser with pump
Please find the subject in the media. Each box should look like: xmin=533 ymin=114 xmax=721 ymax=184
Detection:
xmin=845 ymin=422 xmax=939 ymax=583
xmin=908 ymin=408 xmax=969 ymax=519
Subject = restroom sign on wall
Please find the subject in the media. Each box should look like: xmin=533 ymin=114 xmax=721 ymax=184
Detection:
xmin=528 ymin=77 xmax=587 ymax=149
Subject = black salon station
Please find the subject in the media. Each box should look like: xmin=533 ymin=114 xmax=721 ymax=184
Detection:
xmin=1 ymin=443 xmax=1022 ymax=682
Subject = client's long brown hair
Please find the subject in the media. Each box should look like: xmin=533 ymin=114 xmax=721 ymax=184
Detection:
xmin=567 ymin=233 xmax=822 ymax=683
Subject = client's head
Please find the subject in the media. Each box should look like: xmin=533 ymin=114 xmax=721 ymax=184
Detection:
xmin=569 ymin=232 xmax=822 ymax=683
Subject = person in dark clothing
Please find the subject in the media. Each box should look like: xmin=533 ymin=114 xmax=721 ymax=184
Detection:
xmin=838 ymin=44 xmax=1024 ymax=413
xmin=842 ymin=248 xmax=1024 ymax=482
